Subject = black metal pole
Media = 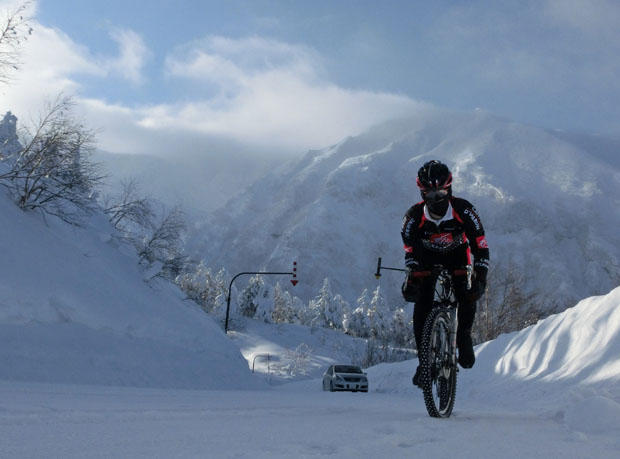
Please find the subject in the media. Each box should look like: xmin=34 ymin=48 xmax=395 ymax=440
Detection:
xmin=374 ymin=257 xmax=407 ymax=279
xmin=225 ymin=271 xmax=294 ymax=333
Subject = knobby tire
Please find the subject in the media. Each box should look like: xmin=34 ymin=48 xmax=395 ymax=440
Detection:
xmin=420 ymin=308 xmax=457 ymax=418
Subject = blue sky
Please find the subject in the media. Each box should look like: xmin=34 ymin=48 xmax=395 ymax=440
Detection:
xmin=2 ymin=0 xmax=620 ymax=156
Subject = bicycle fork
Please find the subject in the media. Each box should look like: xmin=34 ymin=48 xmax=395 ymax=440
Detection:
xmin=449 ymin=308 xmax=459 ymax=366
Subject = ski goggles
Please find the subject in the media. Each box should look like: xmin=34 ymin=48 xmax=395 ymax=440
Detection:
xmin=423 ymin=188 xmax=449 ymax=200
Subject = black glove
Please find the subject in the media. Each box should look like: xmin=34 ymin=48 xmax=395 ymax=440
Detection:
xmin=402 ymin=268 xmax=422 ymax=303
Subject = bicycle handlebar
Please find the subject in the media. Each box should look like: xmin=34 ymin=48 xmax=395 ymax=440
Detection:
xmin=411 ymin=268 xmax=470 ymax=278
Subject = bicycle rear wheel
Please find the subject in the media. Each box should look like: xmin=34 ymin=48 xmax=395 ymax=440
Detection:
xmin=419 ymin=308 xmax=457 ymax=418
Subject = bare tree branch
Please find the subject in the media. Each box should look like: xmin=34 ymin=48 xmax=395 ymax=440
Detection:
xmin=134 ymin=205 xmax=190 ymax=280
xmin=0 ymin=95 xmax=104 ymax=224
xmin=473 ymin=263 xmax=546 ymax=343
xmin=0 ymin=1 xmax=33 ymax=85
xmin=103 ymin=178 xmax=154 ymax=231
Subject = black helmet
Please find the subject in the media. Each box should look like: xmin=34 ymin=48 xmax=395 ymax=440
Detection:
xmin=417 ymin=160 xmax=452 ymax=216
xmin=416 ymin=160 xmax=452 ymax=190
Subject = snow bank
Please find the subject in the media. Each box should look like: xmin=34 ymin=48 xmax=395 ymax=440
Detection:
xmin=0 ymin=194 xmax=256 ymax=389
xmin=459 ymin=287 xmax=620 ymax=435
xmin=353 ymin=287 xmax=620 ymax=436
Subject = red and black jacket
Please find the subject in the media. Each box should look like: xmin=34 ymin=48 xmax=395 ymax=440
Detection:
xmin=400 ymin=197 xmax=490 ymax=281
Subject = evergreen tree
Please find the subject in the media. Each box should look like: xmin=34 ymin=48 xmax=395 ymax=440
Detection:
xmin=254 ymin=278 xmax=274 ymax=323
xmin=238 ymin=275 xmax=262 ymax=317
xmin=369 ymin=286 xmax=389 ymax=342
xmin=391 ymin=307 xmax=410 ymax=348
xmin=348 ymin=289 xmax=371 ymax=337
xmin=332 ymin=294 xmax=350 ymax=331
xmin=273 ymin=282 xmax=295 ymax=324
xmin=175 ymin=262 xmax=213 ymax=312
xmin=290 ymin=296 xmax=305 ymax=325
xmin=317 ymin=278 xmax=339 ymax=329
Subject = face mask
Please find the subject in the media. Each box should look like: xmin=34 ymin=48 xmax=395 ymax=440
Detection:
xmin=426 ymin=197 xmax=449 ymax=217
xmin=422 ymin=187 xmax=450 ymax=217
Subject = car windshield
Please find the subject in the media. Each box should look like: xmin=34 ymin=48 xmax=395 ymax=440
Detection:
xmin=334 ymin=365 xmax=362 ymax=374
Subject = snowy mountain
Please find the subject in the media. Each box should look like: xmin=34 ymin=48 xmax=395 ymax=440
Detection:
xmin=189 ymin=109 xmax=620 ymax=310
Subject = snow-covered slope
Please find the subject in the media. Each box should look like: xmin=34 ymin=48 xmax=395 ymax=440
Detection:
xmin=0 ymin=193 xmax=256 ymax=390
xmin=190 ymin=109 xmax=620 ymax=309
xmin=464 ymin=286 xmax=620 ymax=412
xmin=366 ymin=286 xmax=620 ymax=402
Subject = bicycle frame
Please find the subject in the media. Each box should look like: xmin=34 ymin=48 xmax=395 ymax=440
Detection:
xmin=373 ymin=258 xmax=472 ymax=418
xmin=423 ymin=265 xmax=472 ymax=365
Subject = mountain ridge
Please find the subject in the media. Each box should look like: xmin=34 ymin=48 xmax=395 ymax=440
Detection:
xmin=189 ymin=109 xmax=620 ymax=310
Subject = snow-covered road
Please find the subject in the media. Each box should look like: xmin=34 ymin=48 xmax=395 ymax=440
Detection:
xmin=2 ymin=381 xmax=618 ymax=459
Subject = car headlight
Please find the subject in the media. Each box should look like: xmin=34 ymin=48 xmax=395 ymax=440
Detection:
xmin=335 ymin=375 xmax=344 ymax=381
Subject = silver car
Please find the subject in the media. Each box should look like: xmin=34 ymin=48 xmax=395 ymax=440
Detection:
xmin=322 ymin=365 xmax=369 ymax=392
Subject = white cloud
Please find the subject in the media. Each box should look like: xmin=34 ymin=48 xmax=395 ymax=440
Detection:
xmin=4 ymin=29 xmax=422 ymax=156
xmin=1 ymin=22 xmax=102 ymax=116
xmin=1 ymin=20 xmax=151 ymax=112
xmin=152 ymin=36 xmax=420 ymax=153
xmin=104 ymin=28 xmax=150 ymax=84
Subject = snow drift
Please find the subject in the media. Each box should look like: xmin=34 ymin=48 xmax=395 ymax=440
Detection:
xmin=360 ymin=285 xmax=620 ymax=436
xmin=0 ymin=193 xmax=256 ymax=390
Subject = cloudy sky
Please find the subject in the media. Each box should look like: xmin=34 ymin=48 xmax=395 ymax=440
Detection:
xmin=1 ymin=0 xmax=620 ymax=157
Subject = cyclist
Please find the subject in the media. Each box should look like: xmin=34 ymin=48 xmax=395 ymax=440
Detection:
xmin=401 ymin=160 xmax=489 ymax=387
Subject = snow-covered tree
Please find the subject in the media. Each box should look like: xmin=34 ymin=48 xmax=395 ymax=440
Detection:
xmin=175 ymin=261 xmax=213 ymax=311
xmin=347 ymin=289 xmax=371 ymax=337
xmin=273 ymin=282 xmax=296 ymax=324
xmin=305 ymin=299 xmax=323 ymax=328
xmin=0 ymin=96 xmax=103 ymax=224
xmin=282 ymin=343 xmax=312 ymax=377
xmin=332 ymin=294 xmax=350 ymax=331
xmin=0 ymin=111 xmax=20 ymax=159
xmin=254 ymin=279 xmax=274 ymax=323
xmin=238 ymin=275 xmax=273 ymax=321
xmin=238 ymin=275 xmax=262 ymax=318
xmin=176 ymin=264 xmax=231 ymax=316
xmin=290 ymin=296 xmax=306 ymax=325
xmin=391 ymin=307 xmax=411 ymax=348
xmin=211 ymin=292 xmax=229 ymax=322
xmin=135 ymin=205 xmax=189 ymax=280
xmin=316 ymin=278 xmax=342 ymax=329
xmin=369 ymin=286 xmax=389 ymax=342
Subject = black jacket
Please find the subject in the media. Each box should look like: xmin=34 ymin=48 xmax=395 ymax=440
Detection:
xmin=401 ymin=197 xmax=490 ymax=281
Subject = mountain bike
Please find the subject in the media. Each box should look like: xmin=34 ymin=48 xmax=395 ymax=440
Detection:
xmin=374 ymin=258 xmax=471 ymax=418
xmin=413 ymin=265 xmax=471 ymax=418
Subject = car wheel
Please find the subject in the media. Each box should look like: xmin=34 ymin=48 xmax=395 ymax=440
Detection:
xmin=329 ymin=381 xmax=335 ymax=392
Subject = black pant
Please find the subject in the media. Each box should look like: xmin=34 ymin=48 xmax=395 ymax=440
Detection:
xmin=412 ymin=247 xmax=476 ymax=352
xmin=413 ymin=276 xmax=476 ymax=352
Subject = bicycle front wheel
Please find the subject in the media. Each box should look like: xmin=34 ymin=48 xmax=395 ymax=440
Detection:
xmin=419 ymin=308 xmax=457 ymax=418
